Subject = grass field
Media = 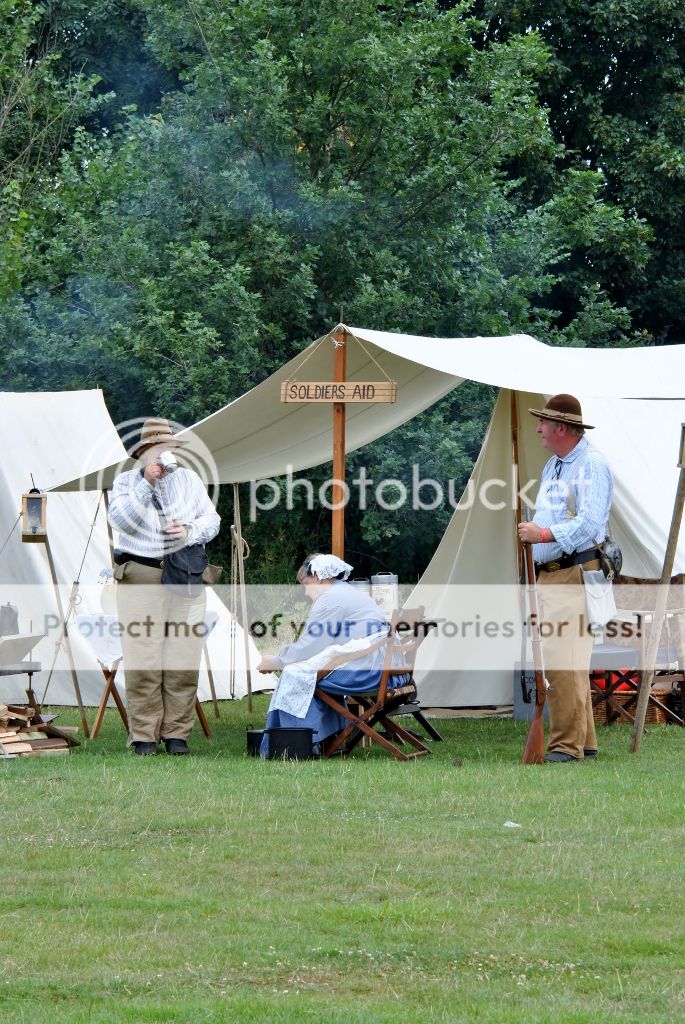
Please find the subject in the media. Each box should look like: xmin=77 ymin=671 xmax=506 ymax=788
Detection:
xmin=1 ymin=698 xmax=683 ymax=1023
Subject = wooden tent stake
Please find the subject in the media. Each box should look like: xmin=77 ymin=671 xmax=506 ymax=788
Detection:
xmin=631 ymin=424 xmax=685 ymax=752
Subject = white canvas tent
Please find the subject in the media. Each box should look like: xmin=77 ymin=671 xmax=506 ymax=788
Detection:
xmin=57 ymin=327 xmax=685 ymax=491
xmin=51 ymin=327 xmax=685 ymax=706
xmin=0 ymin=390 xmax=258 ymax=706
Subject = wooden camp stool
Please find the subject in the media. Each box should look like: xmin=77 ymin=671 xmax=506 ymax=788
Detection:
xmin=91 ymin=658 xmax=126 ymax=738
xmin=89 ymin=658 xmax=212 ymax=740
xmin=629 ymin=608 xmax=685 ymax=726
xmin=590 ymin=614 xmax=684 ymax=727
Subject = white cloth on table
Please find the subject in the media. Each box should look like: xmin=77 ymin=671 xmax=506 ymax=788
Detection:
xmin=75 ymin=614 xmax=123 ymax=671
xmin=269 ymin=629 xmax=387 ymax=719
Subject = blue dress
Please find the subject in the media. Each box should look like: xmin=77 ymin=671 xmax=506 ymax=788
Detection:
xmin=260 ymin=581 xmax=389 ymax=755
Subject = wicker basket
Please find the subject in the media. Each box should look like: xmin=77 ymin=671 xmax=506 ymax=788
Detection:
xmin=607 ymin=690 xmax=671 ymax=725
xmin=592 ymin=700 xmax=606 ymax=725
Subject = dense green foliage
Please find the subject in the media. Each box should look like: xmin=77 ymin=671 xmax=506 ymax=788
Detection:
xmin=0 ymin=1 xmax=681 ymax=580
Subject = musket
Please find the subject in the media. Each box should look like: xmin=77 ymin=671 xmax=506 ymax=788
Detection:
xmin=521 ymin=525 xmax=548 ymax=765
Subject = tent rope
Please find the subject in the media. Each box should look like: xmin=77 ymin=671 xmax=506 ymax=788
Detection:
xmin=74 ymin=491 xmax=104 ymax=584
xmin=344 ymin=328 xmax=395 ymax=383
xmin=39 ymin=492 xmax=105 ymax=704
xmin=280 ymin=332 xmax=329 ymax=382
xmin=0 ymin=513 xmax=21 ymax=564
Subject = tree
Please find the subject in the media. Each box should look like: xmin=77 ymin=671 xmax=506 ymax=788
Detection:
xmin=0 ymin=0 xmax=667 ymax=580
xmin=471 ymin=0 xmax=685 ymax=343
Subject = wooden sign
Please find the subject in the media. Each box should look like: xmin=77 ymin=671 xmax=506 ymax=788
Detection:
xmin=280 ymin=381 xmax=397 ymax=404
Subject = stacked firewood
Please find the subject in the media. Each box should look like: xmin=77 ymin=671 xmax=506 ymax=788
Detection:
xmin=0 ymin=704 xmax=80 ymax=759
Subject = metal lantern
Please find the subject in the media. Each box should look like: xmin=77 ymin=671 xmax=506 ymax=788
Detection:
xmin=21 ymin=488 xmax=47 ymax=543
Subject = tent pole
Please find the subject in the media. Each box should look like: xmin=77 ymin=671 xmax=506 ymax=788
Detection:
xmin=332 ymin=326 xmax=347 ymax=558
xmin=229 ymin=532 xmax=237 ymax=699
xmin=233 ymin=483 xmax=253 ymax=713
xmin=630 ymin=425 xmax=685 ymax=752
xmin=42 ymin=538 xmax=90 ymax=738
xmin=512 ymin=389 xmax=546 ymax=763
xmin=511 ymin=389 xmax=523 ymax=574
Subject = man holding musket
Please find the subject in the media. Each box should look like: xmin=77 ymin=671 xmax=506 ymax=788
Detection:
xmin=109 ymin=418 xmax=220 ymax=756
xmin=518 ymin=395 xmax=613 ymax=762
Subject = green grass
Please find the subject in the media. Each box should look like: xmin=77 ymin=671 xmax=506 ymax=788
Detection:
xmin=1 ymin=700 xmax=683 ymax=1023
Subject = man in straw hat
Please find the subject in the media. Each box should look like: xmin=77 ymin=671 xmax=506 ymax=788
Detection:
xmin=518 ymin=395 xmax=613 ymax=762
xmin=108 ymin=418 xmax=220 ymax=755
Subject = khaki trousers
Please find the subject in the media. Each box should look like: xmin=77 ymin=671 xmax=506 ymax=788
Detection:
xmin=537 ymin=561 xmax=599 ymax=759
xmin=115 ymin=560 xmax=206 ymax=744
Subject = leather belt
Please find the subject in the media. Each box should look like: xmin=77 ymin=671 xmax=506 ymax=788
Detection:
xmin=536 ymin=546 xmax=600 ymax=573
xmin=113 ymin=550 xmax=164 ymax=569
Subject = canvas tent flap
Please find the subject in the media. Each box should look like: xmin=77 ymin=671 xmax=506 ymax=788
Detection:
xmin=51 ymin=324 xmax=685 ymax=492
xmin=347 ymin=327 xmax=685 ymax=399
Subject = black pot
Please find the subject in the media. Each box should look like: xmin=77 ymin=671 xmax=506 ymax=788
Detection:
xmin=246 ymin=726 xmax=265 ymax=756
xmin=266 ymin=726 xmax=315 ymax=760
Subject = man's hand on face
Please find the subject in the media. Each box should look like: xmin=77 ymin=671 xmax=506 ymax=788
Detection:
xmin=144 ymin=462 xmax=164 ymax=485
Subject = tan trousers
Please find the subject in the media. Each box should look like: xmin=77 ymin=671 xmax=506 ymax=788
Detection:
xmin=537 ymin=561 xmax=599 ymax=759
xmin=115 ymin=560 xmax=206 ymax=744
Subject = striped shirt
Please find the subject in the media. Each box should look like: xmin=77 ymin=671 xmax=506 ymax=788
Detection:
xmin=532 ymin=437 xmax=613 ymax=564
xmin=109 ymin=467 xmax=220 ymax=558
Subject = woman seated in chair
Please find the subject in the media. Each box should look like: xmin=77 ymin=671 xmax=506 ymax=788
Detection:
xmin=257 ymin=554 xmax=391 ymax=755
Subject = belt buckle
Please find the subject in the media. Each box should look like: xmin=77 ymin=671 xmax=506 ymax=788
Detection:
xmin=546 ymin=560 xmax=561 ymax=572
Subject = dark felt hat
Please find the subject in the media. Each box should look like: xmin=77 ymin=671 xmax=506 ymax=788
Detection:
xmin=529 ymin=394 xmax=594 ymax=430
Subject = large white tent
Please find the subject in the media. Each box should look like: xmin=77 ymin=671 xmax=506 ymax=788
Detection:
xmin=51 ymin=327 xmax=685 ymax=706
xmin=0 ymin=390 xmax=258 ymax=707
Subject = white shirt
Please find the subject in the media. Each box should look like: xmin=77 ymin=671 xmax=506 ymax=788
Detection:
xmin=532 ymin=437 xmax=613 ymax=564
xmin=109 ymin=467 xmax=220 ymax=558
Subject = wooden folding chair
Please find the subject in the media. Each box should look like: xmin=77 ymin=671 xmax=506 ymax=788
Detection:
xmin=314 ymin=607 xmax=438 ymax=761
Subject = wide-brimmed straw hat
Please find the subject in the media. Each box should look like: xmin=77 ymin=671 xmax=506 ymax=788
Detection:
xmin=129 ymin=417 xmax=188 ymax=458
xmin=528 ymin=394 xmax=594 ymax=430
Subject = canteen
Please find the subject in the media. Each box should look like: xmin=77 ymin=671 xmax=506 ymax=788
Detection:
xmin=246 ymin=725 xmax=265 ymax=756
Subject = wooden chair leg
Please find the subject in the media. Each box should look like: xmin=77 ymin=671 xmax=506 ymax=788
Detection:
xmin=110 ymin=681 xmax=129 ymax=731
xmin=195 ymin=699 xmax=211 ymax=738
xmin=90 ymin=679 xmax=112 ymax=740
xmin=376 ymin=714 xmax=431 ymax=755
xmin=317 ymin=690 xmax=410 ymax=760
xmin=204 ymin=643 xmax=221 ymax=719
xmin=91 ymin=661 xmax=126 ymax=740
xmin=409 ymin=709 xmax=443 ymax=741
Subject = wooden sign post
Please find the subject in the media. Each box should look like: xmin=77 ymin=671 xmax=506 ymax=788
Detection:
xmin=332 ymin=328 xmax=347 ymax=559
xmin=280 ymin=326 xmax=397 ymax=558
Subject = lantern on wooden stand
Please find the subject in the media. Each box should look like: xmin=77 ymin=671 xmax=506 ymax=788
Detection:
xmin=21 ymin=488 xmax=47 ymax=543
xmin=18 ymin=484 xmax=90 ymax=737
